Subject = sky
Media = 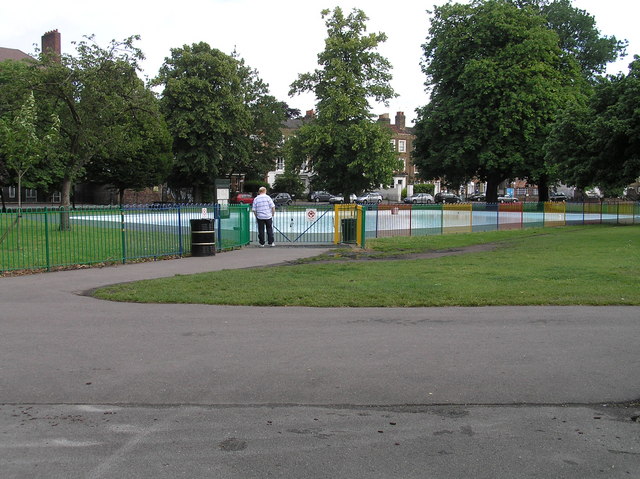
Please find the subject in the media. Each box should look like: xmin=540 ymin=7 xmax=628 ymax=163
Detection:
xmin=2 ymin=0 xmax=638 ymax=126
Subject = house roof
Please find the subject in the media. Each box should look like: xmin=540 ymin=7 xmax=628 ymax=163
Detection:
xmin=0 ymin=47 xmax=33 ymax=62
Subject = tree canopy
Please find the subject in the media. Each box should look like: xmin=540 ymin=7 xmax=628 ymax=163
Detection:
xmin=545 ymin=57 xmax=640 ymax=195
xmin=0 ymin=91 xmax=59 ymax=208
xmin=29 ymin=35 xmax=170 ymax=213
xmin=153 ymin=43 xmax=285 ymax=202
xmin=413 ymin=0 xmax=625 ymax=202
xmin=83 ymin=83 xmax=173 ymax=205
xmin=288 ymin=7 xmax=399 ymax=199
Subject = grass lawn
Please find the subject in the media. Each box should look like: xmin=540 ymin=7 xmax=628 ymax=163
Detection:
xmin=93 ymin=225 xmax=640 ymax=307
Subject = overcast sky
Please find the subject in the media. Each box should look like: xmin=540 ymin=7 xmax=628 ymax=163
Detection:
xmin=2 ymin=0 xmax=638 ymax=125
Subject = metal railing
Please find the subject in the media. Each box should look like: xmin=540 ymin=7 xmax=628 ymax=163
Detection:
xmin=359 ymin=201 xmax=639 ymax=247
xmin=1 ymin=204 xmax=249 ymax=273
xmin=2 ymin=201 xmax=637 ymax=273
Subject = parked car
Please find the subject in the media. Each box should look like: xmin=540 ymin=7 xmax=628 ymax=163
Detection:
xmin=404 ymin=193 xmax=434 ymax=204
xmin=498 ymin=196 xmax=519 ymax=203
xmin=328 ymin=194 xmax=357 ymax=204
xmin=467 ymin=193 xmax=486 ymax=202
xmin=230 ymin=192 xmax=254 ymax=204
xmin=434 ymin=192 xmax=462 ymax=204
xmin=549 ymin=192 xmax=568 ymax=202
xmin=270 ymin=192 xmax=293 ymax=206
xmin=308 ymin=191 xmax=334 ymax=202
xmin=355 ymin=192 xmax=383 ymax=204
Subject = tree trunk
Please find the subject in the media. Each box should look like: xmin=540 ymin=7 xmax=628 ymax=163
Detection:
xmin=537 ymin=175 xmax=549 ymax=202
xmin=119 ymin=188 xmax=125 ymax=206
xmin=485 ymin=174 xmax=500 ymax=203
xmin=59 ymin=175 xmax=72 ymax=231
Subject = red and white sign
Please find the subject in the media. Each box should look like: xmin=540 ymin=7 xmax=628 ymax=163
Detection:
xmin=305 ymin=209 xmax=317 ymax=222
xmin=201 ymin=208 xmax=208 ymax=219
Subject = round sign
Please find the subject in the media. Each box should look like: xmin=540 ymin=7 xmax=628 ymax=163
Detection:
xmin=306 ymin=209 xmax=317 ymax=222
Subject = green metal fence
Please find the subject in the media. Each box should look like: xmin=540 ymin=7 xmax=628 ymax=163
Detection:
xmin=0 ymin=204 xmax=249 ymax=273
xmin=2 ymin=201 xmax=638 ymax=273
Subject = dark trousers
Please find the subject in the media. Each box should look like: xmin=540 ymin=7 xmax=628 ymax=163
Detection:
xmin=257 ymin=217 xmax=274 ymax=245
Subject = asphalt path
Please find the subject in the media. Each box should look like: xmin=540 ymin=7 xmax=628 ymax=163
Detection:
xmin=1 ymin=247 xmax=639 ymax=478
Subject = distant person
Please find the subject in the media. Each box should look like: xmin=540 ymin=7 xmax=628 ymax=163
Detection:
xmin=252 ymin=187 xmax=276 ymax=247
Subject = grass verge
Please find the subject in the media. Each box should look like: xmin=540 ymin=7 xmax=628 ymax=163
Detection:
xmin=93 ymin=225 xmax=640 ymax=307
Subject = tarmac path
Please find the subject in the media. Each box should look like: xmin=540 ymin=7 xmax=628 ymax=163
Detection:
xmin=1 ymin=247 xmax=639 ymax=478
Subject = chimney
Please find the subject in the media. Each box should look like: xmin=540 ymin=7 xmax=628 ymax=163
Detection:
xmin=304 ymin=110 xmax=315 ymax=119
xmin=377 ymin=113 xmax=391 ymax=124
xmin=395 ymin=111 xmax=406 ymax=129
xmin=42 ymin=30 xmax=61 ymax=61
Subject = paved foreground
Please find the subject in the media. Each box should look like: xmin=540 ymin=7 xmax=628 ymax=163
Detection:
xmin=1 ymin=247 xmax=639 ymax=478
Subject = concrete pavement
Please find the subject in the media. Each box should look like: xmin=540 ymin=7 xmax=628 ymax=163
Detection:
xmin=1 ymin=247 xmax=639 ymax=478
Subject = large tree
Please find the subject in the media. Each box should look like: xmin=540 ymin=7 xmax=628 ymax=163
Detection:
xmin=83 ymin=83 xmax=173 ymax=205
xmin=414 ymin=0 xmax=582 ymax=202
xmin=414 ymin=0 xmax=624 ymax=202
xmin=2 ymin=35 xmax=174 ymax=227
xmin=545 ymin=57 xmax=640 ymax=195
xmin=288 ymin=7 xmax=400 ymax=200
xmin=153 ymin=44 xmax=285 ymax=202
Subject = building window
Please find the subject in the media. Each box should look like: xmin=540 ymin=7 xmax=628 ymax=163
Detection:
xmin=51 ymin=192 xmax=61 ymax=203
xmin=390 ymin=139 xmax=396 ymax=151
xmin=25 ymin=189 xmax=37 ymax=200
xmin=276 ymin=157 xmax=285 ymax=171
xmin=398 ymin=140 xmax=406 ymax=153
xmin=8 ymin=186 xmax=16 ymax=198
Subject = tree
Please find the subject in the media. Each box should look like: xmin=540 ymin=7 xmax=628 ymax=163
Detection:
xmin=272 ymin=169 xmax=304 ymax=200
xmin=545 ymin=57 xmax=640 ymax=195
xmin=288 ymin=7 xmax=399 ymax=200
xmin=25 ymin=35 xmax=165 ymax=223
xmin=537 ymin=0 xmax=626 ymax=79
xmin=413 ymin=0 xmax=585 ymax=202
xmin=0 ymin=59 xmax=60 ymax=209
xmin=0 ymin=92 xmax=59 ymax=209
xmin=83 ymin=83 xmax=173 ymax=205
xmin=153 ymin=43 xmax=286 ymax=202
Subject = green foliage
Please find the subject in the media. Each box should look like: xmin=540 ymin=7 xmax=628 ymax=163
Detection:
xmin=243 ymin=179 xmax=269 ymax=194
xmin=413 ymin=0 xmax=585 ymax=202
xmin=84 ymin=84 xmax=173 ymax=204
xmin=20 ymin=35 xmax=163 ymax=209
xmin=538 ymin=0 xmax=626 ymax=79
xmin=545 ymin=58 xmax=640 ymax=193
xmin=153 ymin=43 xmax=286 ymax=202
xmin=288 ymin=7 xmax=399 ymax=199
xmin=272 ymin=171 xmax=304 ymax=199
xmin=0 ymin=92 xmax=60 ymax=206
xmin=413 ymin=183 xmax=435 ymax=195
xmin=402 ymin=183 xmax=434 ymax=199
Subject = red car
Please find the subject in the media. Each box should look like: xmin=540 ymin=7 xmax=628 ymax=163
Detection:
xmin=230 ymin=192 xmax=254 ymax=204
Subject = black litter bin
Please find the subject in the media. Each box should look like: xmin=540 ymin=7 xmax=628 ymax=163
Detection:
xmin=190 ymin=218 xmax=216 ymax=256
xmin=341 ymin=218 xmax=357 ymax=244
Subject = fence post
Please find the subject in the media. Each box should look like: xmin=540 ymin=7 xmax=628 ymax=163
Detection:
xmin=120 ymin=206 xmax=126 ymax=264
xmin=178 ymin=204 xmax=183 ymax=256
xmin=44 ymin=208 xmax=51 ymax=272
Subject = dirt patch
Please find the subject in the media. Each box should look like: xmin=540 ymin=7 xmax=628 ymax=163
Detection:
xmin=300 ymin=242 xmax=502 ymax=264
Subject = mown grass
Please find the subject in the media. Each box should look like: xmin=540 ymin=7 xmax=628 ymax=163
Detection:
xmin=93 ymin=225 xmax=640 ymax=307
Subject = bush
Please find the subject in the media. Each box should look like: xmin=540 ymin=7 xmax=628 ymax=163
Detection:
xmin=404 ymin=184 xmax=435 ymax=197
xmin=273 ymin=173 xmax=305 ymax=199
xmin=414 ymin=183 xmax=435 ymax=194
xmin=243 ymin=180 xmax=269 ymax=194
